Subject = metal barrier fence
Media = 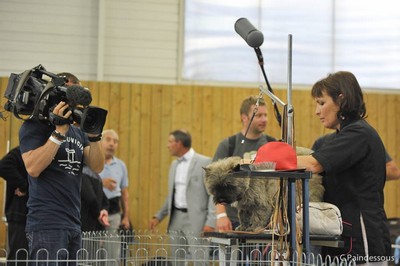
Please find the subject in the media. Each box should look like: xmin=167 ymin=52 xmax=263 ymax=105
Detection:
xmin=0 ymin=230 xmax=357 ymax=265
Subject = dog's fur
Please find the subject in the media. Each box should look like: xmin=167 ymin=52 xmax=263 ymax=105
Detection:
xmin=204 ymin=146 xmax=324 ymax=232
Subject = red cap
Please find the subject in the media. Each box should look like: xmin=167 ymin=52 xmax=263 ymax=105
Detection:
xmin=254 ymin=142 xmax=297 ymax=170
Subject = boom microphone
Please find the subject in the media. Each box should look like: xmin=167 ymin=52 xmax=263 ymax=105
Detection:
xmin=234 ymin=18 xmax=264 ymax=48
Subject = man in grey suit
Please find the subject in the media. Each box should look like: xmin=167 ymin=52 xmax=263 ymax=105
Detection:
xmin=149 ymin=129 xmax=216 ymax=265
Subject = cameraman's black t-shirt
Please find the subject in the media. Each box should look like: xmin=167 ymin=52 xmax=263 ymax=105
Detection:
xmin=19 ymin=119 xmax=89 ymax=233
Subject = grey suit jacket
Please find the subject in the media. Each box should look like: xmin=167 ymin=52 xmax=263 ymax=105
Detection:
xmin=154 ymin=152 xmax=215 ymax=233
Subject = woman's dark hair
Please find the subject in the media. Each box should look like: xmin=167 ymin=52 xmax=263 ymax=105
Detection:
xmin=170 ymin=129 xmax=191 ymax=148
xmin=311 ymin=71 xmax=366 ymax=121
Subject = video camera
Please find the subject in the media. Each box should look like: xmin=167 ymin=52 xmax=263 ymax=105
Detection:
xmin=3 ymin=64 xmax=107 ymax=135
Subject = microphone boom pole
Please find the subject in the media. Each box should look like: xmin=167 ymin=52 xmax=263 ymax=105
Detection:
xmin=234 ymin=17 xmax=294 ymax=145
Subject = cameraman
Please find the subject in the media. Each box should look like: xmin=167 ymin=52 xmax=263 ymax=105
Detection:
xmin=19 ymin=73 xmax=105 ymax=265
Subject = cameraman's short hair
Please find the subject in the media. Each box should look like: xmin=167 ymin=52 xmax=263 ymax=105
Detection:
xmin=57 ymin=72 xmax=80 ymax=85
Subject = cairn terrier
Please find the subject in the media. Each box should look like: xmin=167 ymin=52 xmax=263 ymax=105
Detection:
xmin=204 ymin=146 xmax=324 ymax=232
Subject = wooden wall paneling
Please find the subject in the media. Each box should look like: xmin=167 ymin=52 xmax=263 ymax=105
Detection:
xmin=292 ymin=89 xmax=317 ymax=148
xmin=117 ymin=83 xmax=131 ymax=164
xmin=85 ymin=81 xmax=100 ymax=106
xmin=386 ymin=93 xmax=396 ymax=160
xmin=153 ymin=84 xmax=174 ymax=232
xmin=147 ymin=84 xmax=164 ymax=231
xmin=108 ymin=83 xmax=122 ymax=134
xmin=98 ymin=82 xmax=112 ymax=132
xmin=127 ymin=84 xmax=142 ymax=231
xmin=172 ymin=85 xmax=192 ymax=130
xmin=377 ymin=94 xmax=390 ymax=215
xmin=200 ymin=87 xmax=214 ymax=156
xmin=191 ymin=86 xmax=205 ymax=154
xmin=377 ymin=94 xmax=388 ymax=144
xmin=137 ymin=86 xmax=152 ymax=229
xmin=218 ymin=87 xmax=234 ymax=156
xmin=209 ymin=87 xmax=225 ymax=157
xmin=226 ymin=88 xmax=241 ymax=135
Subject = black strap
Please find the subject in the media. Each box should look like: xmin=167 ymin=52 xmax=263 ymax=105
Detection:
xmin=228 ymin=135 xmax=236 ymax=157
xmin=228 ymin=134 xmax=276 ymax=156
xmin=49 ymin=112 xmax=70 ymax=125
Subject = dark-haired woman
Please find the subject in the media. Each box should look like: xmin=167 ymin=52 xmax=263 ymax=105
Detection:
xmin=298 ymin=71 xmax=391 ymax=265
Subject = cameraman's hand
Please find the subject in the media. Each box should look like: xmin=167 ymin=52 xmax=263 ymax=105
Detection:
xmin=53 ymin=101 xmax=72 ymax=134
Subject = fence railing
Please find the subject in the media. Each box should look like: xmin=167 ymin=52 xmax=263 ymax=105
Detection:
xmin=0 ymin=230 xmax=359 ymax=266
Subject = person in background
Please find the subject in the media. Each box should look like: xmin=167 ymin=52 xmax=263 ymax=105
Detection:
xmin=80 ymin=164 xmax=110 ymax=232
xmin=19 ymin=72 xmax=105 ymax=265
xmin=0 ymin=146 xmax=28 ymax=265
xmin=99 ymin=129 xmax=130 ymax=231
xmin=212 ymin=96 xmax=276 ymax=232
xmin=149 ymin=129 xmax=215 ymax=265
xmin=297 ymin=71 xmax=391 ymax=264
xmin=98 ymin=129 xmax=130 ymax=264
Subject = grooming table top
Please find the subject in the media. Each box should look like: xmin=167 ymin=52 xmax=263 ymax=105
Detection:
xmin=204 ymin=231 xmax=344 ymax=248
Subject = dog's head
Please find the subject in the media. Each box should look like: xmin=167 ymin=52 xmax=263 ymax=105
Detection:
xmin=203 ymin=156 xmax=250 ymax=205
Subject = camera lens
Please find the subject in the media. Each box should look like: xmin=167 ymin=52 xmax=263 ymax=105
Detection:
xmin=80 ymin=107 xmax=108 ymax=135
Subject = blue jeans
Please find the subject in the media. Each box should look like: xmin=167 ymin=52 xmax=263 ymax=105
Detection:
xmin=26 ymin=229 xmax=81 ymax=266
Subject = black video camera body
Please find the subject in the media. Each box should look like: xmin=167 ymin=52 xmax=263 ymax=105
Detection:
xmin=3 ymin=65 xmax=107 ymax=135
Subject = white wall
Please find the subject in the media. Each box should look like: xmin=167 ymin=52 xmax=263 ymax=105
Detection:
xmin=0 ymin=0 xmax=182 ymax=84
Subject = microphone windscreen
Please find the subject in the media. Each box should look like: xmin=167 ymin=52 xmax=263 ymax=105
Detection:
xmin=234 ymin=18 xmax=264 ymax=48
xmin=66 ymin=85 xmax=92 ymax=107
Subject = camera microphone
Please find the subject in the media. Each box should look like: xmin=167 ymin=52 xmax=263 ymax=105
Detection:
xmin=234 ymin=18 xmax=264 ymax=48
xmin=65 ymin=85 xmax=107 ymax=134
xmin=66 ymin=85 xmax=92 ymax=107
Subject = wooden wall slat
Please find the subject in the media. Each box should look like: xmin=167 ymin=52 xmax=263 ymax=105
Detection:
xmin=148 ymin=84 xmax=163 ymax=229
xmin=191 ymin=86 xmax=204 ymax=153
xmin=128 ymin=84 xmax=142 ymax=231
xmin=118 ymin=83 xmax=131 ymax=162
xmin=1 ymin=77 xmax=400 ymax=249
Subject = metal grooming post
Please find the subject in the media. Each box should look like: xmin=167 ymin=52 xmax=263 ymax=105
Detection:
xmin=259 ymin=34 xmax=310 ymax=261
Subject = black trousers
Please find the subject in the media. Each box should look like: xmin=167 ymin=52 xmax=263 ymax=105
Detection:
xmin=7 ymin=221 xmax=28 ymax=265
